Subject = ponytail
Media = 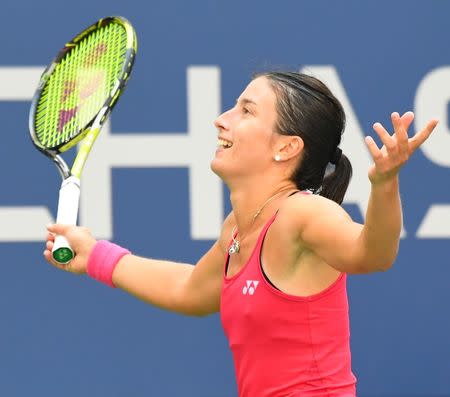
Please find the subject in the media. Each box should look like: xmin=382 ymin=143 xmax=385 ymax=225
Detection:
xmin=319 ymin=153 xmax=352 ymax=204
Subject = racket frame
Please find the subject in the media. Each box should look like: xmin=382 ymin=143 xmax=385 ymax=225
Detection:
xmin=28 ymin=16 xmax=137 ymax=264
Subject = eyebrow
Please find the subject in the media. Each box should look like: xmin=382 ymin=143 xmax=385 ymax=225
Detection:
xmin=236 ymin=97 xmax=257 ymax=106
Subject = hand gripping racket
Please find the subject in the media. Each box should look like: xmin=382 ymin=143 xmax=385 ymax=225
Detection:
xmin=29 ymin=16 xmax=137 ymax=264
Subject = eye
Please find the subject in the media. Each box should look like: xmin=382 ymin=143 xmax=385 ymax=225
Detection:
xmin=242 ymin=106 xmax=251 ymax=115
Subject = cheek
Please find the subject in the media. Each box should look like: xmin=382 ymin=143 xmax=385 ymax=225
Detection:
xmin=234 ymin=136 xmax=273 ymax=164
xmin=235 ymin=122 xmax=273 ymax=149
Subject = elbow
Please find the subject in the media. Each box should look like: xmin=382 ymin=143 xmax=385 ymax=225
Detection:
xmin=189 ymin=310 xmax=213 ymax=318
xmin=354 ymin=251 xmax=398 ymax=273
xmin=172 ymin=293 xmax=217 ymax=317
xmin=355 ymin=259 xmax=394 ymax=274
xmin=367 ymin=243 xmax=399 ymax=272
xmin=181 ymin=306 xmax=216 ymax=318
xmin=376 ymin=260 xmax=395 ymax=272
xmin=371 ymin=250 xmax=398 ymax=272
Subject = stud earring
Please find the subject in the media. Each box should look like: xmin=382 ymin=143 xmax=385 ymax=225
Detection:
xmin=274 ymin=154 xmax=281 ymax=161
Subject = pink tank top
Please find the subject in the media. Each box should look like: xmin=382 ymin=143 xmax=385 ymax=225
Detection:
xmin=220 ymin=213 xmax=356 ymax=397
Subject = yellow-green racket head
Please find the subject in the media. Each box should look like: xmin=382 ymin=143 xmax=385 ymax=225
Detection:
xmin=29 ymin=16 xmax=137 ymax=153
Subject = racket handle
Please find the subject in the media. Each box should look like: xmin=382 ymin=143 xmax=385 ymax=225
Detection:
xmin=52 ymin=176 xmax=81 ymax=265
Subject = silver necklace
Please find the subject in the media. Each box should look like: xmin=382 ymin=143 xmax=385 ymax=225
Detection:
xmin=228 ymin=187 xmax=297 ymax=255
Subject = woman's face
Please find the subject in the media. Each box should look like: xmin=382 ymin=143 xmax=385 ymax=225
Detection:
xmin=211 ymin=76 xmax=280 ymax=181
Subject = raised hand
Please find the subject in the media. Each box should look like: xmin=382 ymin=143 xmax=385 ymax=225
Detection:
xmin=365 ymin=111 xmax=438 ymax=185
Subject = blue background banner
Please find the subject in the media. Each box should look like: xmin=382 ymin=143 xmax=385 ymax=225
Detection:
xmin=0 ymin=1 xmax=449 ymax=396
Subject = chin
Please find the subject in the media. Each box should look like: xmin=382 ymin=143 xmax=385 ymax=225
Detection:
xmin=211 ymin=158 xmax=237 ymax=187
xmin=210 ymin=158 xmax=225 ymax=179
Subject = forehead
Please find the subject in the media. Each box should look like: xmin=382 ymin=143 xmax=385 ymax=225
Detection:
xmin=239 ymin=76 xmax=277 ymax=109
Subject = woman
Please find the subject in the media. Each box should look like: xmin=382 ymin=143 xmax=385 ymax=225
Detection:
xmin=44 ymin=71 xmax=438 ymax=396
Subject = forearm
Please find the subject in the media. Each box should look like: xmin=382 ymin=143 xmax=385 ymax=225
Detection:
xmin=45 ymin=224 xmax=225 ymax=316
xmin=112 ymin=255 xmax=195 ymax=314
xmin=360 ymin=176 xmax=402 ymax=271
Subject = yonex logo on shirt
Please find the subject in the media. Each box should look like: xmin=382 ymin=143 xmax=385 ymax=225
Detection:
xmin=242 ymin=280 xmax=259 ymax=295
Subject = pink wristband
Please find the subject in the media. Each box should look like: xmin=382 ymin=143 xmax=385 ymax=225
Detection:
xmin=87 ymin=240 xmax=131 ymax=288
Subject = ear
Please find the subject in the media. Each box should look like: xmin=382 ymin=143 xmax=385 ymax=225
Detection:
xmin=273 ymin=136 xmax=304 ymax=162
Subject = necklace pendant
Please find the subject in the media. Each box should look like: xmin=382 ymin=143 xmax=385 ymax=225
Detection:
xmin=228 ymin=240 xmax=240 ymax=255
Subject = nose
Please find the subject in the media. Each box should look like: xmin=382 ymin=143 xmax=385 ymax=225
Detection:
xmin=214 ymin=112 xmax=226 ymax=131
xmin=214 ymin=108 xmax=232 ymax=131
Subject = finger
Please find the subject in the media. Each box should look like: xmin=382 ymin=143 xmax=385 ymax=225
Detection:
xmin=46 ymin=240 xmax=54 ymax=250
xmin=43 ymin=249 xmax=65 ymax=270
xmin=391 ymin=112 xmax=409 ymax=156
xmin=46 ymin=223 xmax=71 ymax=235
xmin=409 ymin=119 xmax=439 ymax=153
xmin=47 ymin=232 xmax=55 ymax=242
xmin=400 ymin=111 xmax=414 ymax=131
xmin=365 ymin=136 xmax=383 ymax=162
xmin=43 ymin=249 xmax=51 ymax=261
xmin=44 ymin=249 xmax=53 ymax=261
xmin=373 ymin=122 xmax=396 ymax=152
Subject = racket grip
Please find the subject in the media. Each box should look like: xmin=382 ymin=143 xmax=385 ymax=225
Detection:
xmin=52 ymin=176 xmax=81 ymax=265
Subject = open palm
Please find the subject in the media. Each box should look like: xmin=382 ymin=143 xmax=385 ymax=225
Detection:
xmin=365 ymin=111 xmax=438 ymax=184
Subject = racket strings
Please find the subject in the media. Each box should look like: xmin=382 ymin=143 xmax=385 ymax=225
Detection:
xmin=34 ymin=22 xmax=128 ymax=149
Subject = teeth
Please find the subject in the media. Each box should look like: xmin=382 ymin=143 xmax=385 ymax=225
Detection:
xmin=218 ymin=138 xmax=233 ymax=148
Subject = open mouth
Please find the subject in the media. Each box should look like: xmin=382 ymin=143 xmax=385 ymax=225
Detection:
xmin=218 ymin=138 xmax=233 ymax=149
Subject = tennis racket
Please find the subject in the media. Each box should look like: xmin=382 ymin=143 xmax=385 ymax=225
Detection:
xmin=29 ymin=16 xmax=137 ymax=265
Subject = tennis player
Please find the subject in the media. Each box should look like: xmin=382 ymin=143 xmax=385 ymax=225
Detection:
xmin=44 ymin=71 xmax=438 ymax=397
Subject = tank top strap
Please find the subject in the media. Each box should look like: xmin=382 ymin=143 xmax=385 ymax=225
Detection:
xmin=226 ymin=190 xmax=310 ymax=267
xmin=250 ymin=212 xmax=278 ymax=262
xmin=251 ymin=190 xmax=310 ymax=261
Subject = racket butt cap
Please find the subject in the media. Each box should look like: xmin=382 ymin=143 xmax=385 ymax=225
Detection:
xmin=52 ymin=236 xmax=75 ymax=265
xmin=53 ymin=247 xmax=74 ymax=265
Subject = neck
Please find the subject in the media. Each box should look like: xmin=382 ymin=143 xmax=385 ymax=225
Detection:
xmin=229 ymin=178 xmax=298 ymax=236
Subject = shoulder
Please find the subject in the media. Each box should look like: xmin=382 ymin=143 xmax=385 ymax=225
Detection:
xmin=276 ymin=192 xmax=351 ymax=237
xmin=279 ymin=191 xmax=343 ymax=217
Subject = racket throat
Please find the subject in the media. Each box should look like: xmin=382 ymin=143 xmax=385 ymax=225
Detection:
xmin=53 ymin=154 xmax=71 ymax=180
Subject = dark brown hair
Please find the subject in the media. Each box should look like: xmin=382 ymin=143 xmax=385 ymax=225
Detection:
xmin=256 ymin=71 xmax=352 ymax=204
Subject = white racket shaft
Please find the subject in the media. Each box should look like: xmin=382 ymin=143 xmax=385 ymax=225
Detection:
xmin=52 ymin=176 xmax=80 ymax=264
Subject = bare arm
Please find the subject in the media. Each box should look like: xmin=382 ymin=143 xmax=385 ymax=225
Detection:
xmin=286 ymin=187 xmax=398 ymax=274
xmin=284 ymin=112 xmax=437 ymax=274
xmin=45 ymin=214 xmax=234 ymax=316
xmin=112 ymin=241 xmax=224 ymax=316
